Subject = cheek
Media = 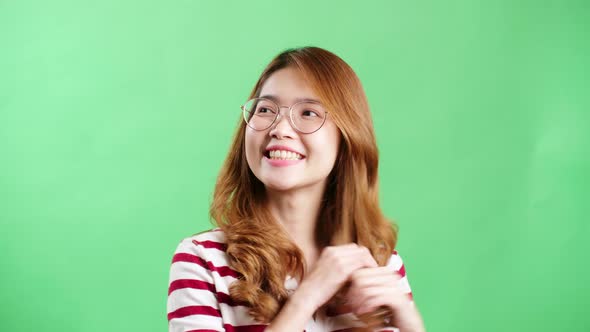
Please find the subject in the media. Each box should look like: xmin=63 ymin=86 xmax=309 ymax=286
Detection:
xmin=310 ymin=132 xmax=340 ymax=168
xmin=244 ymin=130 xmax=262 ymax=166
xmin=324 ymin=125 xmax=342 ymax=161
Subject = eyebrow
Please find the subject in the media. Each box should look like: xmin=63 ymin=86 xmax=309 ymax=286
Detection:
xmin=259 ymin=94 xmax=321 ymax=104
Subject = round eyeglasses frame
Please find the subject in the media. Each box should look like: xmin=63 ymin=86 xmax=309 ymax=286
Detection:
xmin=241 ymin=97 xmax=329 ymax=134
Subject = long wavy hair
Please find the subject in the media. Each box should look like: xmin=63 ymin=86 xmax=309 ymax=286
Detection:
xmin=210 ymin=46 xmax=398 ymax=323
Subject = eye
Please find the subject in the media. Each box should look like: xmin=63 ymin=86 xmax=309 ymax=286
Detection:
xmin=302 ymin=110 xmax=319 ymax=117
xmin=256 ymin=106 xmax=275 ymax=115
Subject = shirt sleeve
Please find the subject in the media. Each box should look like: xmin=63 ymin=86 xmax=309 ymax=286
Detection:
xmin=167 ymin=238 xmax=224 ymax=332
xmin=385 ymin=250 xmax=414 ymax=304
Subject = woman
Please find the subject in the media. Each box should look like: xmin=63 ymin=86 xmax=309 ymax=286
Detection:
xmin=167 ymin=47 xmax=425 ymax=332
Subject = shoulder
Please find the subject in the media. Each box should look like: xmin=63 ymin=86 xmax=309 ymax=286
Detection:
xmin=187 ymin=228 xmax=227 ymax=250
xmin=172 ymin=228 xmax=226 ymax=253
xmin=169 ymin=228 xmax=239 ymax=291
xmin=171 ymin=228 xmax=231 ymax=268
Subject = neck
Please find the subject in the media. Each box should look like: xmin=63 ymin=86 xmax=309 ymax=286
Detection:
xmin=265 ymin=183 xmax=326 ymax=265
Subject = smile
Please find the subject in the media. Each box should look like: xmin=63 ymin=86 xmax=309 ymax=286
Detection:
xmin=267 ymin=150 xmax=304 ymax=160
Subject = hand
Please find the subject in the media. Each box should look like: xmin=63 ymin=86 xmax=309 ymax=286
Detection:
xmin=296 ymin=243 xmax=378 ymax=311
xmin=266 ymin=244 xmax=378 ymax=332
xmin=345 ymin=266 xmax=425 ymax=332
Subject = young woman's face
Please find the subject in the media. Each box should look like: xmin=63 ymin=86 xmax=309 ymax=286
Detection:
xmin=245 ymin=67 xmax=341 ymax=193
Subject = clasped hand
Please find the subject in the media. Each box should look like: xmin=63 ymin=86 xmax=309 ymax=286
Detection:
xmin=298 ymin=244 xmax=425 ymax=332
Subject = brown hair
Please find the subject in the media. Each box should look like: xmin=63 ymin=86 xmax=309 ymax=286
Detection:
xmin=210 ymin=46 xmax=398 ymax=323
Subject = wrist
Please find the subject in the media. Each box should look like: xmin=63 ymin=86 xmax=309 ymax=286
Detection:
xmin=265 ymin=285 xmax=318 ymax=332
xmin=288 ymin=283 xmax=321 ymax=314
xmin=396 ymin=303 xmax=425 ymax=332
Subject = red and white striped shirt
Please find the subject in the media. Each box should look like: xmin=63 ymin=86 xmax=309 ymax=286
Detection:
xmin=167 ymin=229 xmax=414 ymax=332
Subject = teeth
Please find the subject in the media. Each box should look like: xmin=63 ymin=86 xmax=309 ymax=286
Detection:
xmin=268 ymin=150 xmax=303 ymax=160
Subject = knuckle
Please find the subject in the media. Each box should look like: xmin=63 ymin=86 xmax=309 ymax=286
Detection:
xmin=350 ymin=270 xmax=365 ymax=286
xmin=335 ymin=264 xmax=350 ymax=276
xmin=335 ymin=257 xmax=348 ymax=271
xmin=323 ymin=246 xmax=335 ymax=258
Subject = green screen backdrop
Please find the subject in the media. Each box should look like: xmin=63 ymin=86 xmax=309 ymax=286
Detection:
xmin=1 ymin=1 xmax=589 ymax=331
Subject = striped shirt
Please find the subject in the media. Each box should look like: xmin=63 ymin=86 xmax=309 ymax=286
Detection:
xmin=167 ymin=229 xmax=414 ymax=332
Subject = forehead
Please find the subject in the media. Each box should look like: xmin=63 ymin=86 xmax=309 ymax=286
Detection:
xmin=258 ymin=67 xmax=321 ymax=105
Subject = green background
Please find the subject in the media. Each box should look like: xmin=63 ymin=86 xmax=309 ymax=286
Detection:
xmin=1 ymin=1 xmax=589 ymax=331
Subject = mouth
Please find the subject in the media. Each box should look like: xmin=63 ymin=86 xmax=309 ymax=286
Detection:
xmin=264 ymin=149 xmax=305 ymax=161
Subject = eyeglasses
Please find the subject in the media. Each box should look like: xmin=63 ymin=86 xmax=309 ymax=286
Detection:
xmin=241 ymin=97 xmax=328 ymax=134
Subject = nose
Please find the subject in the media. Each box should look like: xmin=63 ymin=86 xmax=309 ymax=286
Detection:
xmin=268 ymin=107 xmax=296 ymax=139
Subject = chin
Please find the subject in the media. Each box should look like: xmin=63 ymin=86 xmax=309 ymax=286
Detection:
xmin=262 ymin=180 xmax=301 ymax=193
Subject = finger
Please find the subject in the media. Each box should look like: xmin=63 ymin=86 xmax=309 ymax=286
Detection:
xmin=342 ymin=245 xmax=378 ymax=269
xmin=319 ymin=246 xmax=373 ymax=280
xmin=350 ymin=267 xmax=401 ymax=288
xmin=317 ymin=245 xmax=379 ymax=284
xmin=360 ymin=246 xmax=379 ymax=268
xmin=350 ymin=287 xmax=391 ymax=315
xmin=348 ymin=277 xmax=410 ymax=311
xmin=325 ymin=245 xmax=377 ymax=270
xmin=357 ymin=292 xmax=407 ymax=316
xmin=321 ymin=243 xmax=361 ymax=260
xmin=351 ymin=273 xmax=397 ymax=291
xmin=352 ymin=265 xmax=398 ymax=278
xmin=328 ymin=243 xmax=361 ymax=251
